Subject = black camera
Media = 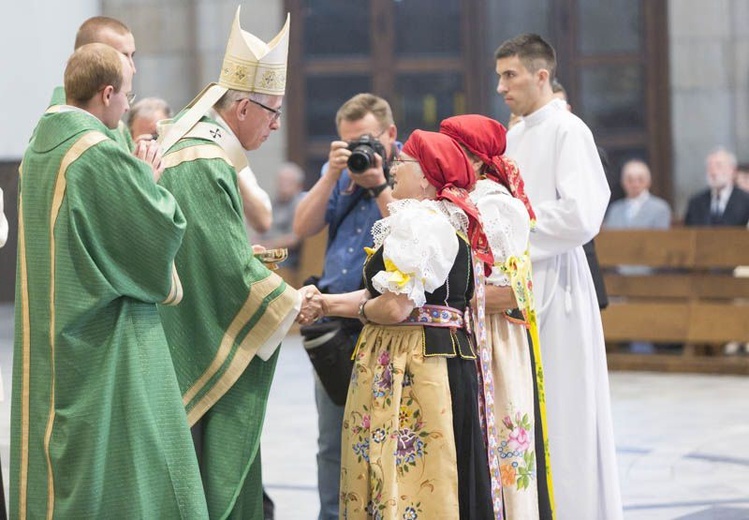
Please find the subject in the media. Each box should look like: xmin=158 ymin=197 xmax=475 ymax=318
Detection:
xmin=347 ymin=134 xmax=388 ymax=174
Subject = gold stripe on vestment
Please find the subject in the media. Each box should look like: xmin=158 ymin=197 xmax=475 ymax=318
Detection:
xmin=162 ymin=143 xmax=232 ymax=170
xmin=182 ymin=273 xmax=294 ymax=425
xmin=43 ymin=131 xmax=107 ymax=519
xmin=17 ymin=161 xmax=31 ymax=520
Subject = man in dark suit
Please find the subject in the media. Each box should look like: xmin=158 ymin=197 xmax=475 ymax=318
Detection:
xmin=684 ymin=148 xmax=749 ymax=226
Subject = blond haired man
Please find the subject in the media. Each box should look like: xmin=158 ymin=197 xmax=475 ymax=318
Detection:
xmin=12 ymin=43 xmax=207 ymax=518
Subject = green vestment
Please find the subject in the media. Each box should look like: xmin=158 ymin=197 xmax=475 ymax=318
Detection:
xmin=47 ymin=86 xmax=135 ymax=151
xmin=12 ymin=109 xmax=208 ymax=519
xmin=157 ymin=116 xmax=299 ymax=519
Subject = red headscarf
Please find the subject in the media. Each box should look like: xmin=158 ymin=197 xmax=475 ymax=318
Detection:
xmin=440 ymin=114 xmax=536 ymax=223
xmin=402 ymin=130 xmax=494 ymax=273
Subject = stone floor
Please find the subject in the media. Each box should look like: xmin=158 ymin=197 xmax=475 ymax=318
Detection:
xmin=1 ymin=303 xmax=748 ymax=519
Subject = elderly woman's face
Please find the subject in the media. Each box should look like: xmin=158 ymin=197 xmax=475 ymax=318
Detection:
xmin=390 ymin=152 xmax=427 ymax=200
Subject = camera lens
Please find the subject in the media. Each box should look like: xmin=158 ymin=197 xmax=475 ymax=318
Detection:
xmin=347 ymin=146 xmax=374 ymax=173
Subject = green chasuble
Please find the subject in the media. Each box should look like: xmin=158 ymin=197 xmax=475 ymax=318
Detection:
xmin=12 ymin=109 xmax=208 ymax=519
xmin=158 ymin=116 xmax=299 ymax=519
xmin=46 ymin=86 xmax=135 ymax=151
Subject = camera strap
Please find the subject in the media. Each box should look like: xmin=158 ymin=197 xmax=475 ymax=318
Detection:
xmin=327 ymin=186 xmax=366 ymax=246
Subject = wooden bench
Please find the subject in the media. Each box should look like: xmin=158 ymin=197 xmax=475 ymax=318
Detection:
xmin=595 ymin=228 xmax=749 ymax=374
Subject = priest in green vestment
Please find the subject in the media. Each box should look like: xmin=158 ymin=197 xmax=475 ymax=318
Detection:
xmin=11 ymin=43 xmax=208 ymax=519
xmin=157 ymin=8 xmax=322 ymax=518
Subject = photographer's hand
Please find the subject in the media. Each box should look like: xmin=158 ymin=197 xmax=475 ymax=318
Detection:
xmin=326 ymin=141 xmax=351 ymax=179
xmin=350 ymin=154 xmax=394 ymax=216
xmin=350 ymin=153 xmax=388 ymax=189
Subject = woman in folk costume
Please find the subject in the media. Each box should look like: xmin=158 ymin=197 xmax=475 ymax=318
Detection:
xmin=441 ymin=114 xmax=555 ymax=519
xmin=319 ymin=130 xmax=495 ymax=519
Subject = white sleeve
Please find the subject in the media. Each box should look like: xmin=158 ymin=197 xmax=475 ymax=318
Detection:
xmin=371 ymin=203 xmax=459 ymax=307
xmin=237 ymin=166 xmax=272 ymax=211
xmin=0 ymin=187 xmax=8 ymax=248
xmin=529 ymin=121 xmax=610 ymax=261
xmin=474 ymin=188 xmax=531 ymax=286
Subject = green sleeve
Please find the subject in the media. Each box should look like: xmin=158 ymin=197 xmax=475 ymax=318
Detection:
xmin=66 ymin=140 xmax=186 ymax=304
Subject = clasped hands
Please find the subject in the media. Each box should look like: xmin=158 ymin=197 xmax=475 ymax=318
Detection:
xmin=133 ymin=138 xmax=165 ymax=182
xmin=296 ymin=285 xmax=327 ymax=325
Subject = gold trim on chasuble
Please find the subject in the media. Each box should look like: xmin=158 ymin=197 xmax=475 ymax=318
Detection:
xmin=163 ymin=142 xmax=297 ymax=425
xmin=161 ymin=142 xmax=234 ymax=170
xmin=183 ymin=273 xmax=296 ymax=426
xmin=17 ymin=131 xmax=107 ymax=519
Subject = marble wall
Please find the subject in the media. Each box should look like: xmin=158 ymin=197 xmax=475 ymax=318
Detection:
xmin=669 ymin=0 xmax=749 ymax=216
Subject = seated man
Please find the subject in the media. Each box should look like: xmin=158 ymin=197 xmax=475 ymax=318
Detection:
xmin=604 ymin=158 xmax=672 ymax=353
xmin=604 ymin=159 xmax=671 ymax=231
xmin=684 ymin=147 xmax=749 ymax=226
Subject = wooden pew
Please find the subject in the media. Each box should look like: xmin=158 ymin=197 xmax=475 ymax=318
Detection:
xmin=595 ymin=229 xmax=749 ymax=374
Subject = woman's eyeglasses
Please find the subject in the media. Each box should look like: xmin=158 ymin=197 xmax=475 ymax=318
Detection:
xmin=390 ymin=158 xmax=419 ymax=169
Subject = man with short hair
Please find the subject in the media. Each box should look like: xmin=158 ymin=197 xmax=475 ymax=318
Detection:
xmin=155 ymin=10 xmax=321 ymax=518
xmin=45 ymin=16 xmax=137 ymax=151
xmin=496 ymin=33 xmax=623 ymax=519
xmin=293 ymin=92 xmax=398 ymax=520
xmin=684 ymin=147 xmax=749 ymax=226
xmin=11 ymin=43 xmax=207 ymax=518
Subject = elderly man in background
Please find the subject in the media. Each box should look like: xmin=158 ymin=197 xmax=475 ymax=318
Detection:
xmin=684 ymin=147 xmax=749 ymax=227
xmin=604 ymin=159 xmax=671 ymax=230
xmin=128 ymin=96 xmax=172 ymax=142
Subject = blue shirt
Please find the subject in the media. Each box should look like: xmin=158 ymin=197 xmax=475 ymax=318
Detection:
xmin=317 ymin=164 xmax=382 ymax=294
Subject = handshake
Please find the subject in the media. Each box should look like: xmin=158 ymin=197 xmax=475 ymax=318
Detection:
xmin=297 ymin=285 xmax=326 ymax=325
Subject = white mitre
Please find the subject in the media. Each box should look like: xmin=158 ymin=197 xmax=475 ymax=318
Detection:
xmin=159 ymin=6 xmax=290 ymax=152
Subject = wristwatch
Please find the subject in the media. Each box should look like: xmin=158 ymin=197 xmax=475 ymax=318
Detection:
xmin=367 ymin=182 xmax=389 ymax=199
xmin=357 ymin=299 xmax=370 ymax=324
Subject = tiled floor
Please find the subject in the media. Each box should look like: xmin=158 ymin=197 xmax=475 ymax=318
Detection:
xmin=1 ymin=303 xmax=748 ymax=519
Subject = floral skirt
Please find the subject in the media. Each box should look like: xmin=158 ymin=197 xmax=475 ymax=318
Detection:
xmin=340 ymin=324 xmax=493 ymax=519
xmin=488 ymin=312 xmax=553 ymax=519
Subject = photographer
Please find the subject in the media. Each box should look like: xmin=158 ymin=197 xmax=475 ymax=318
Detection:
xmin=293 ymin=93 xmax=398 ymax=520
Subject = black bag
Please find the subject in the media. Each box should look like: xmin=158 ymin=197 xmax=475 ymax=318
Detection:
xmin=300 ymin=188 xmax=367 ymax=406
xmin=300 ymin=319 xmax=356 ymax=406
